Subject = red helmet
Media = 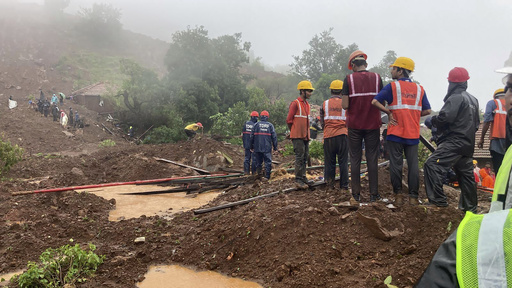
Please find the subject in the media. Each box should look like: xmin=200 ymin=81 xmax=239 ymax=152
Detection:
xmin=250 ymin=111 xmax=259 ymax=117
xmin=196 ymin=122 xmax=203 ymax=128
xmin=260 ymin=110 xmax=269 ymax=117
xmin=447 ymin=67 xmax=470 ymax=83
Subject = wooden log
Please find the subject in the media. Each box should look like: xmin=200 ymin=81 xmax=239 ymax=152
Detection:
xmin=101 ymin=123 xmax=114 ymax=135
xmin=155 ymin=157 xmax=210 ymax=175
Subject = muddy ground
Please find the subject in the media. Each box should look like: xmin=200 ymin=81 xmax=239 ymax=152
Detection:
xmin=0 ymin=98 xmax=492 ymax=288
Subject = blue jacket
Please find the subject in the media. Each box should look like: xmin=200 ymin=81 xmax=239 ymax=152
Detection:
xmin=250 ymin=116 xmax=277 ymax=153
xmin=242 ymin=117 xmax=258 ymax=149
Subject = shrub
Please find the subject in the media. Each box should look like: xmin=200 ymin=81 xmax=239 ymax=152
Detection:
xmin=143 ymin=126 xmax=185 ymax=144
xmin=98 ymin=139 xmax=116 ymax=147
xmin=282 ymin=141 xmax=324 ymax=161
xmin=0 ymin=136 xmax=23 ymax=177
xmin=13 ymin=243 xmax=104 ymax=288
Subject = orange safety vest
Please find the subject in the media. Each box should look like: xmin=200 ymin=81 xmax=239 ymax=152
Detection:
xmin=491 ymin=98 xmax=506 ymax=139
xmin=387 ymin=81 xmax=424 ymax=139
xmin=290 ymin=98 xmax=310 ymax=140
xmin=322 ymin=97 xmax=347 ymax=138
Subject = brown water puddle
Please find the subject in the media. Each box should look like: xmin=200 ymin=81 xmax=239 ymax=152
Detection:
xmin=79 ymin=185 xmax=219 ymax=221
xmin=0 ymin=270 xmax=23 ymax=287
xmin=137 ymin=265 xmax=263 ymax=288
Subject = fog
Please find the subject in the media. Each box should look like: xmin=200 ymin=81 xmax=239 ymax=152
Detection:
xmin=19 ymin=0 xmax=512 ymax=110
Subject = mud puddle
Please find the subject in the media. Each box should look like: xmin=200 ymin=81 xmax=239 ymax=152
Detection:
xmin=79 ymin=185 xmax=219 ymax=221
xmin=137 ymin=265 xmax=263 ymax=288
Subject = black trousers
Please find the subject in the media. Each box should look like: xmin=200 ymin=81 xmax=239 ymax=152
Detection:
xmin=490 ymin=150 xmax=505 ymax=175
xmin=292 ymin=139 xmax=309 ymax=181
xmin=387 ymin=140 xmax=419 ymax=198
xmin=185 ymin=129 xmax=196 ymax=139
xmin=348 ymin=128 xmax=380 ymax=199
xmin=423 ymin=141 xmax=477 ymax=212
xmin=323 ymin=134 xmax=349 ymax=188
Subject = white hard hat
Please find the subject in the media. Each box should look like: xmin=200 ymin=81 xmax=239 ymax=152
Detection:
xmin=495 ymin=67 xmax=512 ymax=74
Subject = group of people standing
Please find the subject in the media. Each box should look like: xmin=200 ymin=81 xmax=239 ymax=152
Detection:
xmin=35 ymin=89 xmax=81 ymax=129
xmin=252 ymin=50 xmax=486 ymax=213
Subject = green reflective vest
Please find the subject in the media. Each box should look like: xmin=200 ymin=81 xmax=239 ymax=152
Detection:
xmin=490 ymin=145 xmax=512 ymax=212
xmin=456 ymin=209 xmax=512 ymax=287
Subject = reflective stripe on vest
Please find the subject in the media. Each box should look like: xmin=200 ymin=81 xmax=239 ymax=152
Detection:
xmin=386 ymin=81 xmax=423 ymax=139
xmin=490 ymin=145 xmax=512 ymax=212
xmin=457 ymin=210 xmax=512 ymax=288
xmin=491 ymin=98 xmax=507 ymax=139
xmin=323 ymin=98 xmax=347 ymax=138
xmin=348 ymin=73 xmax=379 ymax=97
xmin=290 ymin=99 xmax=310 ymax=139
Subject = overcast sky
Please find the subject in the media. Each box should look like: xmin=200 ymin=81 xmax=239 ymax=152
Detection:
xmin=20 ymin=0 xmax=512 ymax=110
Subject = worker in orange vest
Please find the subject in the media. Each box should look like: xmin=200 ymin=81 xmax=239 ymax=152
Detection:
xmin=342 ymin=50 xmax=383 ymax=202
xmin=320 ymin=80 xmax=349 ymax=190
xmin=371 ymin=57 xmax=432 ymax=206
xmin=287 ymin=80 xmax=314 ymax=187
xmin=478 ymin=88 xmax=507 ymax=173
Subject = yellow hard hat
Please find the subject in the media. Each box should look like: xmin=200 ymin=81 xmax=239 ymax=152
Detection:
xmin=389 ymin=57 xmax=415 ymax=72
xmin=494 ymin=88 xmax=505 ymax=98
xmin=473 ymin=160 xmax=478 ymax=164
xmin=297 ymin=80 xmax=315 ymax=90
xmin=329 ymin=80 xmax=344 ymax=90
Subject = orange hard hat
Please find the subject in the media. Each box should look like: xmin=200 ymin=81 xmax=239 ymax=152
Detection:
xmin=348 ymin=50 xmax=367 ymax=70
xmin=260 ymin=110 xmax=269 ymax=117
xmin=196 ymin=122 xmax=203 ymax=127
xmin=250 ymin=111 xmax=259 ymax=117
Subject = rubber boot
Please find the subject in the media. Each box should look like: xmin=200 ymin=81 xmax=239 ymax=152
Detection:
xmin=394 ymin=194 xmax=404 ymax=206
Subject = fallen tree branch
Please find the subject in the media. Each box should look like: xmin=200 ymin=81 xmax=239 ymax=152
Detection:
xmin=155 ymin=157 xmax=211 ymax=175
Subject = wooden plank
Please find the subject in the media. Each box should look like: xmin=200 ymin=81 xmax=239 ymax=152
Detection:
xmin=154 ymin=157 xmax=211 ymax=174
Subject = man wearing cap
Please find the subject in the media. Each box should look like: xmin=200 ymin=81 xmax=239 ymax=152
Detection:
xmin=423 ymin=67 xmax=479 ymax=212
xmin=341 ymin=50 xmax=383 ymax=202
xmin=478 ymin=89 xmax=507 ymax=174
xmin=251 ymin=110 xmax=278 ymax=179
xmin=242 ymin=111 xmax=259 ymax=175
xmin=321 ymin=80 xmax=349 ymax=190
xmin=287 ymin=81 xmax=314 ymax=187
xmin=184 ymin=122 xmax=203 ymax=140
xmin=371 ymin=57 xmax=431 ymax=206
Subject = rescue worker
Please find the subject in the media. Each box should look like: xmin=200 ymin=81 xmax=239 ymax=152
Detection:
xmin=341 ymin=50 xmax=383 ymax=202
xmin=39 ymin=88 xmax=45 ymax=101
xmin=478 ymin=88 xmax=507 ymax=173
xmin=415 ymin=69 xmax=512 ymax=286
xmin=371 ymin=57 xmax=432 ymax=206
xmin=52 ymin=104 xmax=59 ymax=122
xmin=59 ymin=92 xmax=65 ymax=105
xmin=128 ymin=126 xmax=134 ymax=138
xmin=287 ymin=80 xmax=314 ymax=187
xmin=250 ymin=111 xmax=278 ymax=179
xmin=242 ymin=111 xmax=259 ymax=175
xmin=43 ymin=100 xmax=50 ymax=117
xmin=74 ymin=111 xmax=80 ymax=128
xmin=320 ymin=80 xmax=349 ymax=190
xmin=51 ymin=93 xmax=58 ymax=105
xmin=423 ymin=67 xmax=479 ymax=212
xmin=184 ymin=122 xmax=203 ymax=140
xmin=309 ymin=116 xmax=322 ymax=140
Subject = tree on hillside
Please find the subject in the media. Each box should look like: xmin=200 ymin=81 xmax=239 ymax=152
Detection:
xmin=291 ymin=28 xmax=358 ymax=83
xmin=177 ymin=79 xmax=220 ymax=129
xmin=165 ymin=26 xmax=251 ymax=111
xmin=369 ymin=50 xmax=397 ymax=84
xmin=76 ymin=3 xmax=122 ymax=44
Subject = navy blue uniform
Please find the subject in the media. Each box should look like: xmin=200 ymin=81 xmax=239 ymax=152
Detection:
xmin=242 ymin=117 xmax=258 ymax=174
xmin=250 ymin=116 xmax=278 ymax=179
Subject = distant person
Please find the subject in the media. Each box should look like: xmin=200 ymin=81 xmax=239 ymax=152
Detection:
xmin=39 ymin=89 xmax=45 ymax=101
xmin=52 ymin=105 xmax=59 ymax=121
xmin=43 ymin=100 xmax=50 ymax=117
xmin=372 ymin=57 xmax=431 ymax=206
xmin=479 ymin=169 xmax=495 ymax=188
xmin=51 ymin=94 xmax=58 ymax=105
xmin=184 ymin=122 xmax=203 ymax=140
xmin=59 ymin=92 xmax=65 ymax=105
xmin=478 ymin=88 xmax=506 ymax=174
xmin=69 ymin=108 xmax=74 ymax=126
xmin=320 ymin=79 xmax=349 ymax=190
xmin=242 ymin=111 xmax=259 ymax=175
xmin=309 ymin=116 xmax=322 ymax=140
xmin=128 ymin=126 xmax=134 ymax=138
xmin=473 ymin=160 xmax=481 ymax=181
xmin=60 ymin=110 xmax=68 ymax=128
xmin=423 ymin=67 xmax=479 ymax=212
xmin=250 ymin=111 xmax=278 ymax=179
xmin=287 ymin=80 xmax=314 ymax=188
xmin=342 ymin=50 xmax=383 ymax=202
xmin=74 ymin=111 xmax=80 ymax=128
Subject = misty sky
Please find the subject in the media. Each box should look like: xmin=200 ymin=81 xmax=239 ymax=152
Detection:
xmin=21 ymin=0 xmax=512 ymax=110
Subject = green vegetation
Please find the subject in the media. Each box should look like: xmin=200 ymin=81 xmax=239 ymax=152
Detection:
xmin=13 ymin=243 xmax=104 ymax=288
xmin=99 ymin=139 xmax=116 ymax=147
xmin=0 ymin=136 xmax=23 ymax=177
xmin=384 ymin=275 xmax=398 ymax=288
xmin=282 ymin=141 xmax=324 ymax=161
